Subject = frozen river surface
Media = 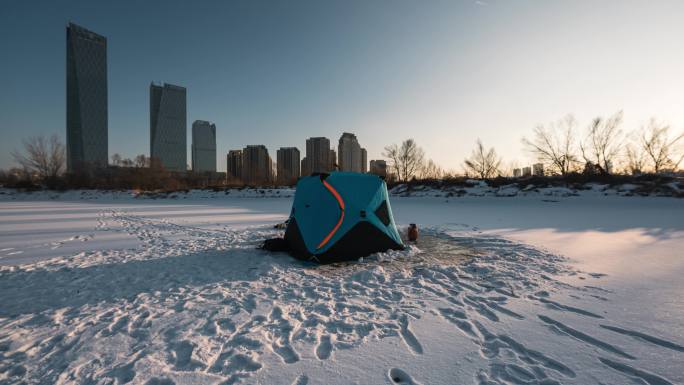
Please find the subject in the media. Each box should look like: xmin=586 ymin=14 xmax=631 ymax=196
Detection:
xmin=0 ymin=191 xmax=682 ymax=385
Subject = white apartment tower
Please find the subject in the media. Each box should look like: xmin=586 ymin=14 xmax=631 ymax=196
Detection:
xmin=337 ymin=132 xmax=365 ymax=172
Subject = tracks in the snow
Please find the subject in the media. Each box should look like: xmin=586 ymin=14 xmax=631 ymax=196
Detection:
xmin=0 ymin=212 xmax=680 ymax=385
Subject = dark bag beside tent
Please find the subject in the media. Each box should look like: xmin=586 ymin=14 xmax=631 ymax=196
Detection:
xmin=282 ymin=172 xmax=404 ymax=263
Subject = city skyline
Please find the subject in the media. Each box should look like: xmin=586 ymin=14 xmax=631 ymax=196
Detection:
xmin=37 ymin=19 xmax=388 ymax=176
xmin=66 ymin=19 xmax=369 ymax=179
xmin=2 ymin=1 xmax=684 ymax=173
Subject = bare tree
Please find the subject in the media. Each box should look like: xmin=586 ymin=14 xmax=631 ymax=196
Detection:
xmin=12 ymin=135 xmax=65 ymax=180
xmin=419 ymin=159 xmax=443 ymax=179
xmin=463 ymin=139 xmax=501 ymax=179
xmin=638 ymin=118 xmax=684 ymax=173
xmin=111 ymin=153 xmax=122 ymax=167
xmin=121 ymin=158 xmax=134 ymax=168
xmin=134 ymin=154 xmax=148 ymax=168
xmin=580 ymin=111 xmax=623 ymax=174
xmin=383 ymin=139 xmax=425 ymax=182
xmin=522 ymin=114 xmax=580 ymax=176
xmin=625 ymin=143 xmax=647 ymax=175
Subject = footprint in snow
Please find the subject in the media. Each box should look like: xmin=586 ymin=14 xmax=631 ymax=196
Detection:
xmin=144 ymin=377 xmax=175 ymax=385
xmin=398 ymin=314 xmax=423 ymax=355
xmin=315 ymin=334 xmax=332 ymax=360
xmin=599 ymin=324 xmax=684 ymax=352
xmin=387 ymin=368 xmax=423 ymax=385
xmin=273 ymin=343 xmax=300 ymax=364
xmin=290 ymin=374 xmax=308 ymax=385
xmin=599 ymin=357 xmax=673 ymax=385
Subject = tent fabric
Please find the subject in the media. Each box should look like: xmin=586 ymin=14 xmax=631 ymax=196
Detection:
xmin=284 ymin=172 xmax=404 ymax=263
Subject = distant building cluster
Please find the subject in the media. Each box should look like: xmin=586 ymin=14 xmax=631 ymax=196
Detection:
xmin=65 ymin=23 xmax=388 ymax=185
xmin=224 ymin=133 xmax=375 ymax=185
xmin=513 ymin=163 xmax=544 ymax=178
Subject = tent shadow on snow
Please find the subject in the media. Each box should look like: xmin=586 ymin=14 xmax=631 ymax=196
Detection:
xmin=0 ymin=233 xmax=471 ymax=318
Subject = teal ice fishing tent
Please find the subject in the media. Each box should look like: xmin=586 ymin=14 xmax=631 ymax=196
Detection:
xmin=284 ymin=172 xmax=404 ymax=263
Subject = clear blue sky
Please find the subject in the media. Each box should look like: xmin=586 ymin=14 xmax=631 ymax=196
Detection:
xmin=2 ymin=0 xmax=683 ymax=172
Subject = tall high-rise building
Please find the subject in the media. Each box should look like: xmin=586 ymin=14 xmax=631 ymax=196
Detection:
xmin=361 ymin=148 xmax=367 ymax=173
xmin=66 ymin=22 xmax=108 ymax=171
xmin=242 ymin=145 xmax=272 ymax=185
xmin=226 ymin=150 xmax=243 ymax=182
xmin=191 ymin=120 xmax=216 ymax=172
xmin=150 ymin=83 xmax=187 ymax=172
xmin=370 ymin=159 xmax=387 ymax=178
xmin=276 ymin=147 xmax=300 ymax=185
xmin=305 ymin=137 xmax=332 ymax=174
xmin=337 ymin=132 xmax=364 ymax=172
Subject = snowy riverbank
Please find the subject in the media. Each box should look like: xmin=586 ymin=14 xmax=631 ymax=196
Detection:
xmin=0 ymin=191 xmax=682 ymax=384
xmin=1 ymin=175 xmax=682 ymax=203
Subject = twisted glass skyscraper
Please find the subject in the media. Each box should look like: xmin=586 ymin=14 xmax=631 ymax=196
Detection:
xmin=66 ymin=23 xmax=108 ymax=171
xmin=150 ymin=83 xmax=187 ymax=172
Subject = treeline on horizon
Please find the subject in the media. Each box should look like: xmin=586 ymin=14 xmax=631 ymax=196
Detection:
xmin=2 ymin=110 xmax=683 ymax=192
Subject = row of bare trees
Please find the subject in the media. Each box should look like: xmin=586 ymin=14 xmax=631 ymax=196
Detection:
xmin=460 ymin=112 xmax=683 ymax=179
xmin=110 ymin=153 xmax=150 ymax=169
xmin=386 ymin=112 xmax=683 ymax=182
xmin=522 ymin=112 xmax=684 ymax=176
xmin=3 ymin=136 xmax=219 ymax=190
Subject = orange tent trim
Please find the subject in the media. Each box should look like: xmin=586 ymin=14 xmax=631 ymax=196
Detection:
xmin=317 ymin=179 xmax=345 ymax=249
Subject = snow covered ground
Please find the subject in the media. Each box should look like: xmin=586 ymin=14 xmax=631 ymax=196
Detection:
xmin=0 ymin=190 xmax=682 ymax=385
